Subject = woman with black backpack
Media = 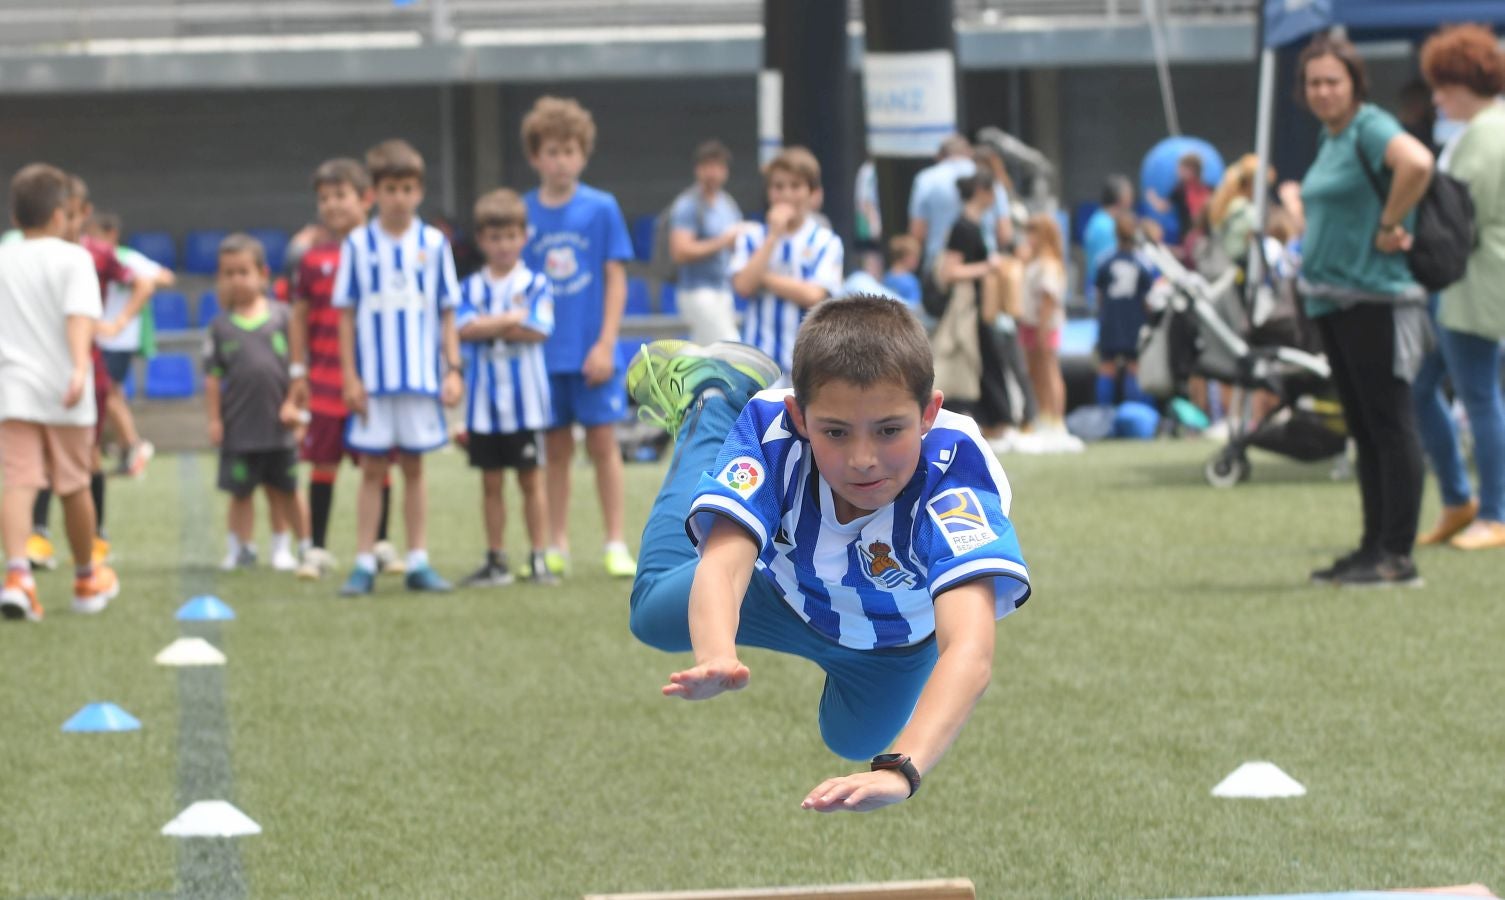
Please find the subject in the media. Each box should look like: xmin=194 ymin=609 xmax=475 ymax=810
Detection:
xmin=1296 ymin=33 xmax=1436 ymax=588
xmin=1412 ymin=25 xmax=1505 ymax=552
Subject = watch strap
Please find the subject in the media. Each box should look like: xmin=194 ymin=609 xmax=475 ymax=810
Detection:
xmin=869 ymin=753 xmax=921 ymax=798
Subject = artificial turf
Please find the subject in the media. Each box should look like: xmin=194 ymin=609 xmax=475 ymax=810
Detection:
xmin=1 ymin=439 xmax=1500 ymax=899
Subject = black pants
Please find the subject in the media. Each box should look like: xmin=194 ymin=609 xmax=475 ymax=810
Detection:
xmin=1317 ymin=304 xmax=1424 ymax=557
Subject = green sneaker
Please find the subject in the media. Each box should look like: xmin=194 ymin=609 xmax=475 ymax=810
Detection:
xmin=626 ymin=340 xmax=781 ymax=435
xmin=603 ymin=545 xmax=637 ymax=578
xmin=543 ymin=549 xmax=568 ymax=577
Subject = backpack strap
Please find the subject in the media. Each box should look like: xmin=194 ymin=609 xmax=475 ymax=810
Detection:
xmin=1350 ymin=120 xmax=1389 ymax=204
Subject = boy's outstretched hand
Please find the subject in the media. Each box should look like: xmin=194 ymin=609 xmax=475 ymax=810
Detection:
xmin=801 ymin=769 xmax=911 ymax=814
xmin=663 ymin=656 xmax=750 ymax=700
xmin=343 ymin=380 xmax=368 ymax=419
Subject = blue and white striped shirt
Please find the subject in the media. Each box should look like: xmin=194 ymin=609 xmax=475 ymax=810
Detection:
xmin=332 ymin=219 xmax=460 ymax=397
xmin=687 ymin=391 xmax=1029 ymax=650
xmin=458 ymin=265 xmax=554 ymax=434
xmin=729 ymin=219 xmax=844 ymax=374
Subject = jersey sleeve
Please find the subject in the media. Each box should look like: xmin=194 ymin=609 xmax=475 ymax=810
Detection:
xmin=524 ymin=272 xmax=555 ymax=337
xmin=201 ymin=325 xmax=225 ymax=378
xmin=810 ymin=231 xmax=844 ymax=296
xmin=603 ymin=194 xmax=634 ymax=263
xmin=331 ymin=237 xmax=358 ymax=310
xmin=1357 ymin=106 xmax=1403 ymax=170
xmin=728 ymin=225 xmax=764 ymax=278
xmin=668 ymin=193 xmax=697 ymax=233
xmin=686 ymin=395 xmax=793 ymax=552
xmin=437 ymin=237 xmax=461 ymax=310
xmin=455 ymin=277 xmax=480 ymax=334
xmin=913 ymin=430 xmax=1030 ymax=618
xmin=61 ymin=249 xmax=103 ymax=319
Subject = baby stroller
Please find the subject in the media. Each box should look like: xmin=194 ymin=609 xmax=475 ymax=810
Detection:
xmin=1136 ymin=237 xmax=1347 ymax=488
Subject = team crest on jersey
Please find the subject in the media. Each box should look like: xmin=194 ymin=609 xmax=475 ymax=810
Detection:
xmin=719 ymin=456 xmax=763 ymax=496
xmin=926 ymin=487 xmax=997 ymax=556
xmin=544 ymin=247 xmax=578 ymax=280
xmin=858 ymin=540 xmax=916 ymax=590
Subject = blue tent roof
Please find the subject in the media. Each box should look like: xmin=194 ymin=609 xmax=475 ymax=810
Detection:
xmin=1264 ymin=0 xmax=1505 ymax=48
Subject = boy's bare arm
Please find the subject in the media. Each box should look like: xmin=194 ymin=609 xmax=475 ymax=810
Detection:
xmin=582 ymin=260 xmax=626 ymax=387
xmin=663 ymin=516 xmax=761 ymax=701
xmin=288 ymin=299 xmax=310 ymax=409
xmin=730 ymin=237 xmax=775 ymax=298
xmin=760 ymin=273 xmax=830 ymax=309
xmin=440 ymin=309 xmax=463 ymax=407
xmin=803 ymin=579 xmax=996 ymax=813
xmin=670 ymin=224 xmax=742 ymax=266
xmin=337 ymin=308 xmax=366 ymax=416
xmin=203 ymin=373 xmax=223 ymax=446
xmin=63 ymin=314 xmax=94 ymax=408
xmin=457 ymin=310 xmax=526 ymax=342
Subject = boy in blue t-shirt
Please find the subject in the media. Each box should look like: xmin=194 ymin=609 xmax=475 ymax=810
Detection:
xmin=625 ymin=296 xmax=1030 ymax=812
xmin=881 ymin=234 xmax=923 ymax=310
xmin=520 ymin=96 xmax=636 ymax=580
xmin=1093 ymin=211 xmax=1155 ymax=406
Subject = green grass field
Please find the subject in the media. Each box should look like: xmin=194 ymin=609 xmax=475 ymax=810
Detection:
xmin=2 ymin=440 xmax=1501 ymax=899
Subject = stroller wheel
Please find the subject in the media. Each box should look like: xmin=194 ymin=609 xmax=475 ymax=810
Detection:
xmin=1205 ymin=452 xmax=1251 ymax=488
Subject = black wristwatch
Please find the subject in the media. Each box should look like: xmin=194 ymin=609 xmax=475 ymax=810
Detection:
xmin=870 ymin=753 xmax=921 ymax=798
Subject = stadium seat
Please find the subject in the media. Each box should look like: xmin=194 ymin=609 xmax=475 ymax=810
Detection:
xmin=144 ymin=354 xmax=196 ymax=399
xmin=630 ymin=214 xmax=656 ymax=263
xmin=659 ymin=283 xmax=677 ymax=316
xmin=197 ymin=291 xmax=220 ymax=326
xmin=183 ymin=229 xmax=228 ymax=275
xmin=625 ymin=277 xmax=652 ymax=317
xmin=126 ymin=231 xmax=176 ymax=270
xmin=247 ymin=227 xmax=290 ymax=273
xmin=152 ymin=292 xmax=191 ymax=332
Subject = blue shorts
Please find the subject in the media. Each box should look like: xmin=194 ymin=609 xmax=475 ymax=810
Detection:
xmin=549 ymin=371 xmax=628 ymax=428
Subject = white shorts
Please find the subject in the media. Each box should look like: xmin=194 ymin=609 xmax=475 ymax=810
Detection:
xmin=345 ymin=394 xmax=448 ymax=455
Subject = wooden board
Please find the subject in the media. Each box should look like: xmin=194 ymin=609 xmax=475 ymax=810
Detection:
xmin=583 ymin=878 xmax=976 ymax=900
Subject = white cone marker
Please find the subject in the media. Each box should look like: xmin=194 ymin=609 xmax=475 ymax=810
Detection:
xmin=161 ymin=800 xmax=261 ymax=837
xmin=154 ymin=637 xmax=227 ymax=667
xmin=1211 ymin=761 xmax=1306 ymax=798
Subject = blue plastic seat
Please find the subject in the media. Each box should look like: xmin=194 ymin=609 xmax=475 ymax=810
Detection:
xmin=247 ymin=227 xmax=290 ymax=273
xmin=197 ymin=291 xmax=220 ymax=326
xmin=144 ymin=354 xmax=196 ymax=399
xmin=630 ymin=214 xmax=657 ymax=263
xmin=183 ymin=230 xmax=228 ymax=275
xmin=152 ymin=292 xmax=191 ymax=332
xmin=625 ymin=277 xmax=652 ymax=317
xmin=659 ymin=283 xmax=678 ymax=316
xmin=126 ymin=232 xmax=176 ymax=270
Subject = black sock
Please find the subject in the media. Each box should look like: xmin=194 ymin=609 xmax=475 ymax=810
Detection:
xmin=377 ymin=485 xmax=391 ymax=543
xmin=91 ymin=473 xmax=106 ymax=537
xmin=309 ymin=481 xmax=334 ymax=550
xmin=32 ymin=489 xmax=51 ymax=535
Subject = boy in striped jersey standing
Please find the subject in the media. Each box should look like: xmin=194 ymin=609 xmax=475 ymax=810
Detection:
xmin=456 ymin=189 xmax=557 ymax=587
xmin=729 ymin=146 xmax=844 ymax=376
xmin=626 ymin=297 xmax=1029 ymax=812
xmin=333 ymin=140 xmax=464 ymax=596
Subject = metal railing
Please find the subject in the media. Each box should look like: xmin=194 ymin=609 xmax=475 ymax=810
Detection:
xmin=0 ymin=0 xmax=1256 ymax=51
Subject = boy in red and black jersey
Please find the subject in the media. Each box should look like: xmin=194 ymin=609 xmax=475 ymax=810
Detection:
xmin=287 ymin=159 xmax=399 ymax=579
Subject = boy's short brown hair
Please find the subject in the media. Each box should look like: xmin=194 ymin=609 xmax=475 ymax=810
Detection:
xmin=887 ymin=234 xmax=920 ymax=265
xmin=693 ymin=140 xmax=731 ymax=167
xmin=9 ymin=163 xmax=71 ymax=229
xmin=521 ymin=96 xmax=597 ymax=159
xmin=312 ymin=157 xmax=372 ymax=194
xmin=473 ymin=188 xmax=528 ymax=233
xmin=792 ymin=294 xmax=933 ymax=410
xmin=365 ymin=140 xmax=425 ymax=186
xmin=764 ymin=146 xmax=821 ymax=191
xmin=90 ymin=211 xmax=123 ymax=236
xmin=219 ymin=232 xmax=268 ymax=270
xmin=1113 ymin=211 xmax=1139 ymax=248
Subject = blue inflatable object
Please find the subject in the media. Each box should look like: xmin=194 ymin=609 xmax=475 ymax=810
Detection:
xmin=1139 ymin=137 xmax=1226 ymax=244
xmin=1113 ymin=401 xmax=1161 ymax=440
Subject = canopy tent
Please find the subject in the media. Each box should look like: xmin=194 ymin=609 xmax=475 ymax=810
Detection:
xmin=1250 ymin=0 xmax=1505 ymax=276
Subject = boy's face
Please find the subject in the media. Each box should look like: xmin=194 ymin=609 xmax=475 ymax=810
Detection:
xmin=767 ymin=169 xmax=813 ymax=217
xmin=530 ymin=138 xmax=587 ymax=192
xmin=317 ymin=181 xmax=370 ymax=235
xmin=785 ymin=378 xmax=943 ymax=524
xmin=373 ymin=175 xmax=423 ymax=227
xmin=217 ymin=250 xmax=266 ymax=306
xmin=477 ymin=224 xmax=526 ymax=271
xmin=694 ymin=159 xmax=728 ymax=192
xmin=63 ymin=198 xmax=88 ymax=243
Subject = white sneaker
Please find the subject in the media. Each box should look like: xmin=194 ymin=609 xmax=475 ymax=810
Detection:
xmin=373 ymin=540 xmax=405 ymax=575
xmin=304 ymin=546 xmax=338 ymax=573
xmin=271 ymin=548 xmax=299 ymax=572
xmin=295 ymin=558 xmax=322 ymax=580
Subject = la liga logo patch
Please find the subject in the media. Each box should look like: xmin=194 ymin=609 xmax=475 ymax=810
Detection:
xmin=719 ymin=456 xmax=763 ymax=495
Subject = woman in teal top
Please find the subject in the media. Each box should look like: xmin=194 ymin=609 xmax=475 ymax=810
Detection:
xmin=1412 ymin=25 xmax=1505 ymax=552
xmin=1297 ymin=34 xmax=1435 ymax=588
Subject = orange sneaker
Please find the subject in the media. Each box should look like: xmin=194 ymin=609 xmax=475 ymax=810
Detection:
xmin=1450 ymin=519 xmax=1505 ymax=551
xmin=72 ymin=565 xmax=119 ymax=615
xmin=1 ymin=569 xmax=43 ymax=621
xmin=1417 ymin=499 xmax=1478 ymax=546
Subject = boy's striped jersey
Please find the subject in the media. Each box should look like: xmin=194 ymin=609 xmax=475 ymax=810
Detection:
xmin=687 ymin=390 xmax=1029 ymax=650
xmin=332 ymin=219 xmax=459 ymax=397
xmin=457 ymin=264 xmax=554 ymax=434
xmin=729 ymin=219 xmax=843 ymax=373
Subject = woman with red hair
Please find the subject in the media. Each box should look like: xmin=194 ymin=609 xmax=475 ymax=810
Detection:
xmin=1412 ymin=24 xmax=1505 ymax=551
